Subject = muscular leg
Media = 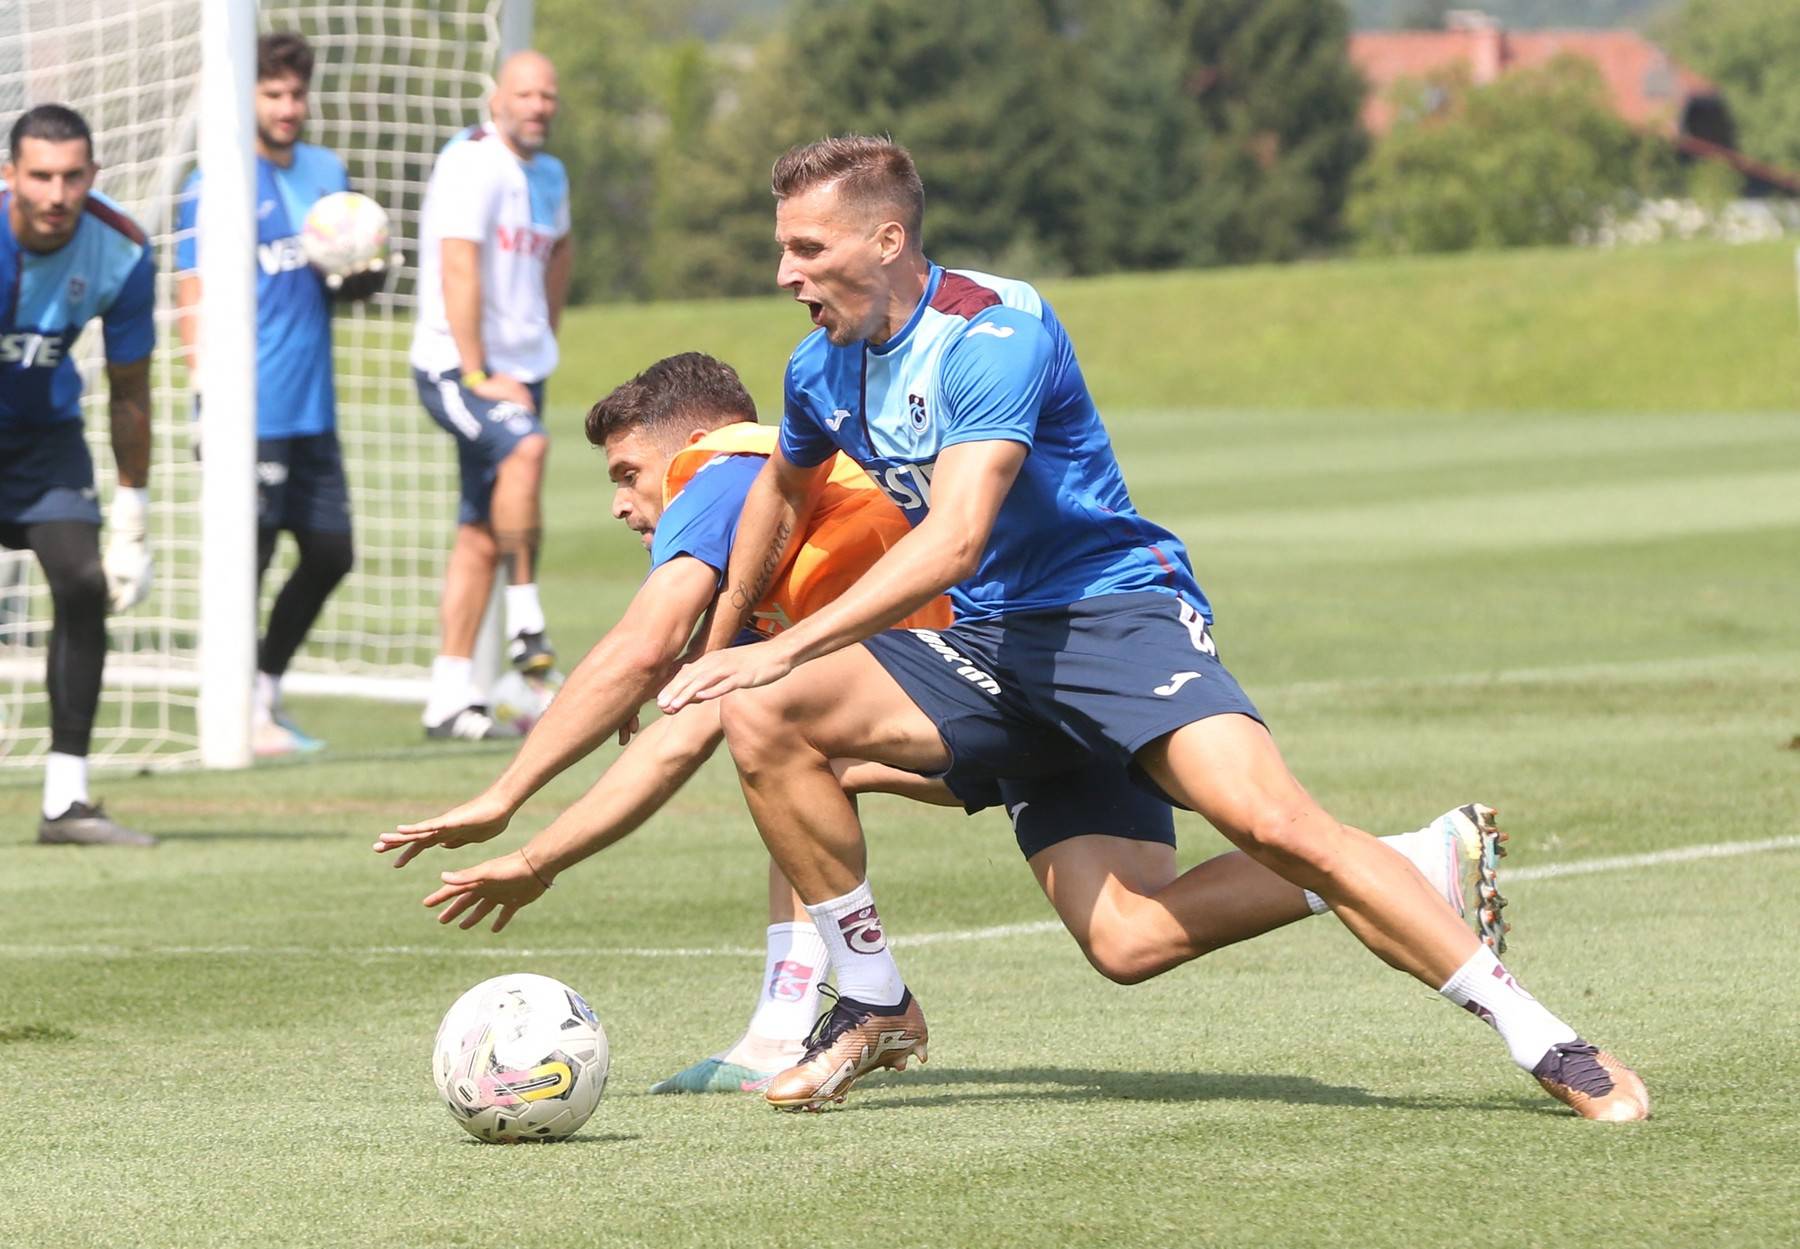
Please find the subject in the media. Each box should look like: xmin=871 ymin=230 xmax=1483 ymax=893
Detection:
xmin=1138 ymin=713 xmax=1477 ymax=987
xmin=489 ymin=433 xmax=546 ymax=588
xmin=438 ymin=522 xmax=498 ymax=659
xmin=719 ymin=644 xmax=949 ymax=903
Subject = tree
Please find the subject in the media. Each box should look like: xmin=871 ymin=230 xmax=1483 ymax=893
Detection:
xmin=1348 ymin=56 xmax=1679 ymax=254
xmin=1661 ymin=0 xmax=1800 ymax=175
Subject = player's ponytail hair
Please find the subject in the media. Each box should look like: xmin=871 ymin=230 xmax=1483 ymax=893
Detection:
xmin=8 ymin=104 xmax=93 ymax=163
xmin=771 ymin=134 xmax=924 ymax=243
xmin=586 ymin=352 xmax=759 ymax=449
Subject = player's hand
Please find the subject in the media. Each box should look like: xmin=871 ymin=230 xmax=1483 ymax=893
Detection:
xmin=657 ymin=640 xmax=794 ymax=714
xmin=102 ymin=489 xmax=154 ymax=612
xmin=329 ymin=266 xmax=388 ymax=303
xmin=470 ymin=373 xmax=537 ymax=414
xmin=618 ymin=712 xmax=640 ymax=747
xmin=375 ymin=793 xmax=515 ymax=868
xmin=421 ymin=850 xmax=547 ymax=934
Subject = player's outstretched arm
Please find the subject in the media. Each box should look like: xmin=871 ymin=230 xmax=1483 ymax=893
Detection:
xmin=659 ymin=438 xmax=1026 ymax=713
xmin=377 ymin=555 xmax=717 ymax=865
xmin=420 ymin=702 xmax=725 ymax=933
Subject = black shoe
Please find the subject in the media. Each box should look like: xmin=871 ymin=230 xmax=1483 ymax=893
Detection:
xmin=424 ymin=705 xmax=519 ymax=741
xmin=37 ymin=801 xmax=157 ymax=847
xmin=507 ymin=630 xmax=556 ymax=675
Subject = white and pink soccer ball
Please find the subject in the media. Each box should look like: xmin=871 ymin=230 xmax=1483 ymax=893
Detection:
xmin=432 ymin=973 xmax=609 ymax=1143
xmin=299 ymin=190 xmax=391 ymax=287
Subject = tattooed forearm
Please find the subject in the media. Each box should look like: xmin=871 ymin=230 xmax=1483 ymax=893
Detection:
xmin=729 ymin=514 xmax=793 ymax=617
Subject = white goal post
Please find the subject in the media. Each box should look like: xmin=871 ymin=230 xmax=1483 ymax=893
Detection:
xmin=0 ymin=0 xmax=532 ymax=771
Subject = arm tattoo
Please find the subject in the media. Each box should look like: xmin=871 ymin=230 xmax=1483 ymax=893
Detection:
xmin=729 ymin=515 xmax=793 ymax=618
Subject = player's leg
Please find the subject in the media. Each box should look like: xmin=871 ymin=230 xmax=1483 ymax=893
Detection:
xmin=717 ymin=643 xmax=950 ymax=1107
xmin=253 ymin=434 xmax=353 ymax=755
xmin=27 ymin=520 xmax=153 ymax=846
xmin=1139 ymin=713 xmax=1646 ymax=1119
xmin=417 ymin=370 xmax=516 ymax=739
xmin=489 ymin=430 xmax=556 ymax=675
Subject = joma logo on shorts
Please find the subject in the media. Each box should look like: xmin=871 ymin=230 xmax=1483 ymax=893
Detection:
xmin=0 ymin=331 xmax=68 ymax=367
xmin=911 ymin=629 xmax=1001 ymax=696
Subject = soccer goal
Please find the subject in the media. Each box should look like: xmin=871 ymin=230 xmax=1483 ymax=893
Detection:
xmin=0 ymin=0 xmax=531 ymax=771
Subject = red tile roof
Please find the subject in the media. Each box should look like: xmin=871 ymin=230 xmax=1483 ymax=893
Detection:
xmin=1349 ymin=27 xmax=1717 ymax=135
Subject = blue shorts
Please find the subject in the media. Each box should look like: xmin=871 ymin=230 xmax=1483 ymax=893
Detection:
xmin=413 ymin=368 xmax=547 ymax=525
xmin=0 ymin=420 xmax=101 ymax=525
xmin=864 ymin=590 xmax=1263 ymax=845
xmin=258 ymin=431 xmax=352 ymax=535
xmin=939 ymin=754 xmax=1177 ymax=859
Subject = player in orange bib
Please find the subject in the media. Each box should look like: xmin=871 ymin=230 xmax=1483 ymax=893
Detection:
xmin=378 ymin=352 xmax=959 ymax=1090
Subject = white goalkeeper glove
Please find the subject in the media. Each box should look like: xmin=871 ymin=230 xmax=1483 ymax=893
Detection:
xmin=103 ymin=487 xmax=154 ymax=613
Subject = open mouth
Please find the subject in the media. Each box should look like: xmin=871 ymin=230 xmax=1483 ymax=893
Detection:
xmin=804 ymin=300 xmax=824 ymax=326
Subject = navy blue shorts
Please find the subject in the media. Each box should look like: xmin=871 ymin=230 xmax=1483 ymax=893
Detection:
xmin=258 ymin=431 xmax=353 ymax=535
xmin=864 ymin=590 xmax=1263 ymax=847
xmin=413 ymin=368 xmax=547 ymax=525
xmin=0 ymin=420 xmax=101 ymax=525
xmin=939 ymin=753 xmax=1177 ymax=859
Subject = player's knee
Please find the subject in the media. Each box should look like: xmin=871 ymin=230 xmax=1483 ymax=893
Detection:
xmin=1237 ymin=801 xmax=1342 ymax=875
xmin=44 ymin=547 xmax=106 ymax=617
xmin=506 ymin=432 xmax=548 ymax=468
xmin=300 ymin=531 xmax=355 ymax=585
xmin=1078 ymin=919 xmax=1188 ymax=986
xmin=717 ymin=688 xmax=791 ymax=776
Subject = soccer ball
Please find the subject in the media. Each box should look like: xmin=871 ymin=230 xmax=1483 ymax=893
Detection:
xmin=431 ymin=973 xmax=609 ymax=1144
xmin=488 ymin=668 xmax=559 ymax=735
xmin=300 ymin=190 xmax=391 ymax=286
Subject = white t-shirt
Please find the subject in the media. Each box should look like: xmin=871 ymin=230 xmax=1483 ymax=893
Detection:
xmin=409 ymin=124 xmax=570 ymax=381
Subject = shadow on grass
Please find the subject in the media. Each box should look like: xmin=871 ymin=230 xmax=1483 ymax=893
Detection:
xmin=846 ymin=1064 xmax=1527 ymax=1114
xmin=149 ymin=828 xmax=347 ymax=842
xmin=458 ymin=1132 xmax=641 ymax=1147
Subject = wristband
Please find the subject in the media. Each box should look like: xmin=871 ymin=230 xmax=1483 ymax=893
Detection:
xmin=519 ymin=845 xmax=553 ymax=890
xmin=461 ymin=368 xmax=488 ymax=388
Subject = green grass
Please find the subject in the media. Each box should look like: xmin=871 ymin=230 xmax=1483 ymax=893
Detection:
xmin=3 ymin=243 xmax=1800 ymax=1246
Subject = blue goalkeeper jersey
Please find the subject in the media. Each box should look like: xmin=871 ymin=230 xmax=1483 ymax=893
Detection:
xmin=176 ymin=143 xmax=348 ymax=438
xmin=778 ymin=263 xmax=1211 ymax=624
xmin=0 ymin=190 xmax=154 ymax=432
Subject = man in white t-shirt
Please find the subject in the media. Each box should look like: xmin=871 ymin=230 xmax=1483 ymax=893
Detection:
xmin=410 ymin=50 xmax=572 ymax=739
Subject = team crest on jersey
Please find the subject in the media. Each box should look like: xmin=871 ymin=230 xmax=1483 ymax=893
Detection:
xmin=66 ymin=275 xmax=86 ymax=301
xmin=907 ymin=392 xmax=929 ymax=433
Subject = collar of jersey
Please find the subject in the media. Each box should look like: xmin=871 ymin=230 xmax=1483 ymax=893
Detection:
xmin=867 ymin=262 xmax=942 ymax=359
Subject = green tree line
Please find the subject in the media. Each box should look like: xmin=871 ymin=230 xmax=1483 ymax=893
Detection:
xmin=535 ymin=0 xmax=1798 ymax=302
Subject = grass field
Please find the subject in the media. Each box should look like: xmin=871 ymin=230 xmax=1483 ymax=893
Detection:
xmin=3 ymin=242 xmax=1799 ymax=1247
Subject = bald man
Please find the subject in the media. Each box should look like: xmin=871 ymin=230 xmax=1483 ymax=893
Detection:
xmin=411 ymin=51 xmax=574 ymax=739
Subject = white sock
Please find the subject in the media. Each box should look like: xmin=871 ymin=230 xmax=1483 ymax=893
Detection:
xmin=1439 ymin=944 xmax=1579 ymax=1070
xmin=505 ymin=583 xmax=546 ymax=638
xmin=43 ymin=752 xmax=90 ymax=818
xmin=805 ymin=880 xmax=905 ymax=1007
xmin=423 ymin=655 xmax=477 ymax=726
xmin=254 ymin=671 xmax=280 ymax=727
xmin=742 ymin=923 xmax=828 ymax=1045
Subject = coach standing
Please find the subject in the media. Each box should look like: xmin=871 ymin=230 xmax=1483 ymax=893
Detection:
xmin=0 ymin=105 xmax=155 ymax=846
xmin=410 ymin=51 xmax=571 ymax=741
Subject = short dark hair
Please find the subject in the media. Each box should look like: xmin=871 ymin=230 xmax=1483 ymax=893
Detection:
xmin=585 ymin=352 xmax=758 ymax=448
xmin=8 ymin=104 xmax=93 ymax=164
xmin=771 ymin=134 xmax=924 ymax=241
xmin=258 ymin=31 xmax=315 ymax=85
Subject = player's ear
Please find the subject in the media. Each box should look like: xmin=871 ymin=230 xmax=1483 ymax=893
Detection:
xmin=874 ymin=219 xmax=906 ymax=264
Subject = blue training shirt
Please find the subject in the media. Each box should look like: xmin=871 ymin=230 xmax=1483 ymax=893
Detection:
xmin=779 ymin=264 xmax=1211 ymax=624
xmin=176 ymin=143 xmax=348 ymax=438
xmin=0 ymin=190 xmax=154 ymax=432
xmin=648 ymin=453 xmax=765 ymax=584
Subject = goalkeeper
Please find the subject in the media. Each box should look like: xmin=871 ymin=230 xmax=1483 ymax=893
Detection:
xmin=0 ymin=105 xmax=155 ymax=846
xmin=175 ymin=32 xmax=380 ymax=757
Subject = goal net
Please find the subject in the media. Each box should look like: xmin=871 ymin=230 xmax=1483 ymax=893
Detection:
xmin=0 ymin=0 xmax=521 ymax=771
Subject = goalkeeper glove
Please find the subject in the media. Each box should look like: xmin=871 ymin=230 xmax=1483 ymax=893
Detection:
xmin=102 ymin=487 xmax=154 ymax=613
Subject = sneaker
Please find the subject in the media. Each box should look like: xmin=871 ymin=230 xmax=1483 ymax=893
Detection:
xmin=424 ymin=705 xmax=519 ymax=741
xmin=649 ymin=1058 xmax=781 ymax=1095
xmin=762 ymin=986 xmax=928 ymax=1111
xmin=1395 ymin=802 xmax=1510 ymax=953
xmin=507 ymin=630 xmax=556 ymax=675
xmin=37 ymin=801 xmax=157 ymax=847
xmin=1532 ymin=1039 xmax=1650 ymax=1121
xmin=253 ymin=718 xmax=325 ymax=758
